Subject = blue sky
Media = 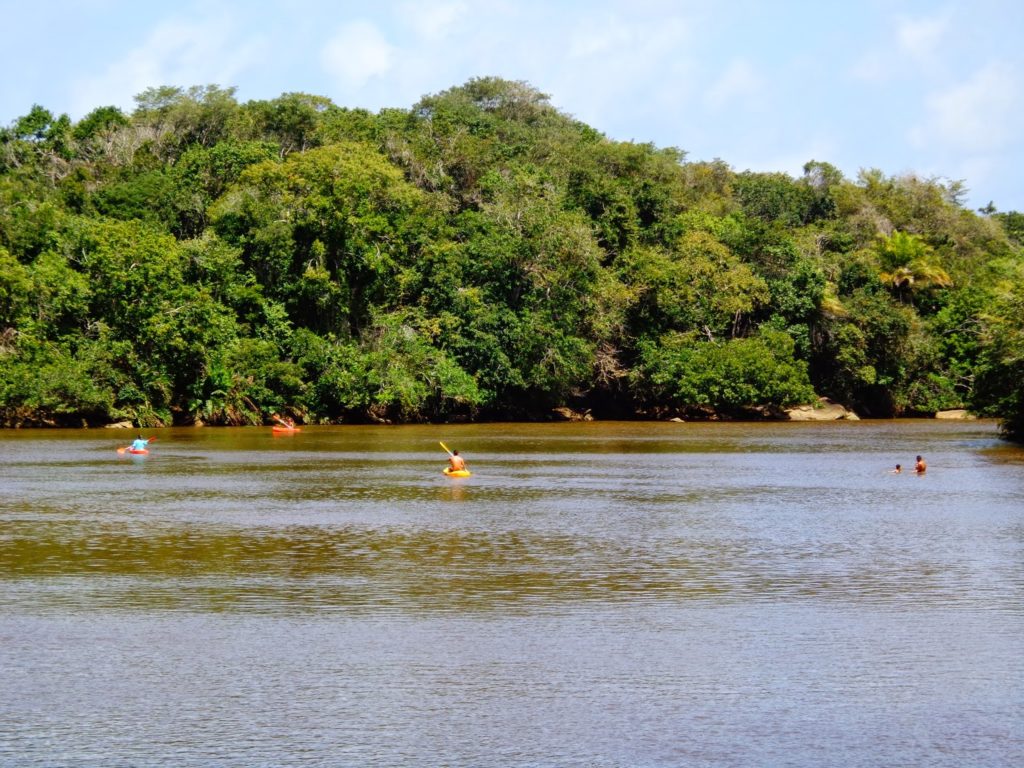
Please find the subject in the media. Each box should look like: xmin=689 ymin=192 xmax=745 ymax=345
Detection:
xmin=4 ymin=0 xmax=1023 ymax=211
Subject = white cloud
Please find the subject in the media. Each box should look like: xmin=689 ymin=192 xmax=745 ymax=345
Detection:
xmin=850 ymin=9 xmax=952 ymax=83
xmin=544 ymin=13 xmax=693 ymax=135
xmin=69 ymin=16 xmax=259 ymax=117
xmin=895 ymin=11 xmax=951 ymax=64
xmin=732 ymin=137 xmax=837 ymax=179
xmin=956 ymin=156 xmax=997 ymax=196
xmin=321 ymin=20 xmax=396 ymax=89
xmin=915 ymin=62 xmax=1020 ymax=153
xmin=704 ymin=59 xmax=762 ymax=111
xmin=566 ymin=14 xmax=636 ymax=59
xmin=397 ymin=0 xmax=469 ymax=41
xmin=849 ymin=51 xmax=888 ymax=84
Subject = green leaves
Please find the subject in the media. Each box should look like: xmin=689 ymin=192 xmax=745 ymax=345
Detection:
xmin=616 ymin=231 xmax=768 ymax=340
xmin=212 ymin=142 xmax=433 ymax=336
xmin=0 ymin=79 xmax=1022 ymax=433
xmin=0 ymin=335 xmax=116 ymax=427
xmin=636 ymin=329 xmax=816 ymax=415
xmin=291 ymin=311 xmax=481 ymax=422
xmin=875 ymin=231 xmax=952 ymax=304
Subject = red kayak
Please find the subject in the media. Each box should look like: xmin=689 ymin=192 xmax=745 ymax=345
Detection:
xmin=117 ymin=441 xmax=153 ymax=455
xmin=272 ymin=425 xmax=301 ymax=433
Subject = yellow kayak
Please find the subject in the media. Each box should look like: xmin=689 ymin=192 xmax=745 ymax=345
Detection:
xmin=443 ymin=468 xmax=471 ymax=478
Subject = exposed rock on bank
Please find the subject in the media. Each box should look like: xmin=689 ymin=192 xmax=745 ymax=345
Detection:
xmin=935 ymin=409 xmax=976 ymax=420
xmin=550 ymin=407 xmax=594 ymax=422
xmin=786 ymin=399 xmax=859 ymax=421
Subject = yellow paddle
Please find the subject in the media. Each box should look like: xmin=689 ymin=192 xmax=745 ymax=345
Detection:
xmin=439 ymin=441 xmax=454 ymax=457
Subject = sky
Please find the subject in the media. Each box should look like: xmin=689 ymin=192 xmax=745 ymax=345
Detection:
xmin=3 ymin=0 xmax=1023 ymax=211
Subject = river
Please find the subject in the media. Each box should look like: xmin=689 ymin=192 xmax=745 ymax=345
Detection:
xmin=1 ymin=420 xmax=1022 ymax=767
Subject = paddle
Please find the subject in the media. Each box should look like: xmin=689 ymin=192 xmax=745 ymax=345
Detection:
xmin=117 ymin=437 xmax=155 ymax=455
xmin=440 ymin=441 xmax=469 ymax=474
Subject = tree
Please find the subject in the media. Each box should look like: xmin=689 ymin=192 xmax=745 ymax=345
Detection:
xmin=1 ymin=80 xmax=1023 ymax=433
xmin=993 ymin=211 xmax=1024 ymax=246
xmin=14 ymin=105 xmax=55 ymax=141
xmin=634 ymin=328 xmax=816 ymax=416
xmin=734 ymin=171 xmax=814 ymax=227
xmin=171 ymin=140 xmax=278 ymax=236
xmin=211 ymin=142 xmax=436 ymax=338
xmin=0 ymin=247 xmax=31 ymax=328
xmin=241 ymin=92 xmax=334 ymax=156
xmin=875 ymin=230 xmax=952 ymax=306
xmin=616 ymin=231 xmax=768 ymax=342
xmin=972 ymin=261 xmax=1024 ymax=440
xmin=72 ymin=106 xmax=129 ymax=143
xmin=132 ymin=85 xmax=241 ymax=160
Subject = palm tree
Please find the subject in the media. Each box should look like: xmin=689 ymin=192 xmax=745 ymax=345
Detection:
xmin=876 ymin=231 xmax=952 ymax=302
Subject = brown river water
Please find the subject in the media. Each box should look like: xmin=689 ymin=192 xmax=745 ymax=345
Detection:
xmin=1 ymin=420 xmax=1022 ymax=766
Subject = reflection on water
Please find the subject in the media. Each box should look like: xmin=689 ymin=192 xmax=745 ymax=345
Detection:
xmin=1 ymin=421 xmax=1022 ymax=767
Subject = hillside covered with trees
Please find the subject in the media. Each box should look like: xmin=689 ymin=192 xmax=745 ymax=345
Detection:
xmin=2 ymin=78 xmax=1023 ymax=439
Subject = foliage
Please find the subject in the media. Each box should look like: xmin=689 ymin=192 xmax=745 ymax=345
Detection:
xmin=635 ymin=329 xmax=816 ymax=415
xmin=0 ymin=78 xmax=1022 ymax=437
xmin=874 ymin=230 xmax=952 ymax=309
xmin=972 ymin=261 xmax=1024 ymax=439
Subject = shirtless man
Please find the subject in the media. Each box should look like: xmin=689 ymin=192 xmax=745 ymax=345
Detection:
xmin=914 ymin=455 xmax=927 ymax=474
xmin=448 ymin=450 xmax=467 ymax=472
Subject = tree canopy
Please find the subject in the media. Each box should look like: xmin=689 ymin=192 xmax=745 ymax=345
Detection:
xmin=2 ymin=77 xmax=1022 ymax=439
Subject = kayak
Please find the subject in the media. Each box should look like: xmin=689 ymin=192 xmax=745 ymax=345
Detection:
xmin=127 ymin=448 xmax=149 ymax=455
xmin=272 ymin=426 xmax=301 ymax=433
xmin=443 ymin=468 xmax=471 ymax=477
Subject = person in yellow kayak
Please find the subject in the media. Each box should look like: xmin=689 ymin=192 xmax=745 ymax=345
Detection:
xmin=448 ymin=449 xmax=467 ymax=473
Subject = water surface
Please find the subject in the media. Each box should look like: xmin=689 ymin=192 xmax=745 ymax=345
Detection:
xmin=1 ymin=421 xmax=1022 ymax=766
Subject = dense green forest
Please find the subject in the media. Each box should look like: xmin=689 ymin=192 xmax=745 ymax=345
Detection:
xmin=2 ymin=78 xmax=1023 ymax=439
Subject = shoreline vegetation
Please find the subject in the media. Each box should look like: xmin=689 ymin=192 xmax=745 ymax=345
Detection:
xmin=83 ymin=402 xmax=984 ymax=428
xmin=2 ymin=78 xmax=1023 ymax=440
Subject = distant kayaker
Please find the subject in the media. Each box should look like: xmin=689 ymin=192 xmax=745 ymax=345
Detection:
xmin=915 ymin=455 xmax=927 ymax=474
xmin=131 ymin=435 xmax=150 ymax=451
xmin=448 ymin=450 xmax=467 ymax=473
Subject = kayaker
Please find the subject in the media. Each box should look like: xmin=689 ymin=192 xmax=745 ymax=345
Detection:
xmin=914 ymin=455 xmax=927 ymax=474
xmin=448 ymin=450 xmax=467 ymax=473
xmin=131 ymin=435 xmax=150 ymax=451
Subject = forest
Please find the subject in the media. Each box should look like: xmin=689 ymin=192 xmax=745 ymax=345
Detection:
xmin=1 ymin=78 xmax=1022 ymax=440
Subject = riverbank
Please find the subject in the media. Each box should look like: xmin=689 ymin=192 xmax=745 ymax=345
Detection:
xmin=2 ymin=404 xmax=983 ymax=430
